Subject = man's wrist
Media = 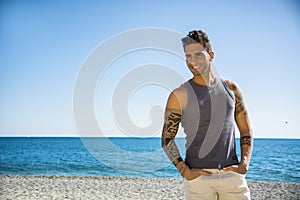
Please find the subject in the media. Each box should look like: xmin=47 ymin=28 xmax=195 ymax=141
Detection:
xmin=175 ymin=160 xmax=185 ymax=170
xmin=176 ymin=162 xmax=188 ymax=177
xmin=173 ymin=157 xmax=183 ymax=166
xmin=179 ymin=164 xmax=188 ymax=176
xmin=240 ymin=161 xmax=250 ymax=171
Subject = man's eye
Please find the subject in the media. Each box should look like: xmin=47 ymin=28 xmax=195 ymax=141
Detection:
xmin=196 ymin=53 xmax=205 ymax=57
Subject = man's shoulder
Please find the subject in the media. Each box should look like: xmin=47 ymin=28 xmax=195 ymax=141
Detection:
xmin=171 ymin=80 xmax=190 ymax=94
xmin=172 ymin=85 xmax=187 ymax=98
xmin=168 ymin=82 xmax=189 ymax=109
xmin=224 ymin=79 xmax=239 ymax=91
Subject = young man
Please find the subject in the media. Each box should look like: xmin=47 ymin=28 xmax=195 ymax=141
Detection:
xmin=161 ymin=30 xmax=253 ymax=200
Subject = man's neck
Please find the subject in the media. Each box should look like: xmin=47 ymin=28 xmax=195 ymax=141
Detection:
xmin=192 ymin=73 xmax=216 ymax=86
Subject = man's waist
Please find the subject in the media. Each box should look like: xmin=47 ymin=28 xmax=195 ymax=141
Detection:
xmin=186 ymin=159 xmax=239 ymax=169
xmin=192 ymin=168 xmax=224 ymax=174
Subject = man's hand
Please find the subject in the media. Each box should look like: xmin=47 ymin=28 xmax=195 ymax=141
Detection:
xmin=223 ymin=164 xmax=247 ymax=175
xmin=182 ymin=167 xmax=212 ymax=181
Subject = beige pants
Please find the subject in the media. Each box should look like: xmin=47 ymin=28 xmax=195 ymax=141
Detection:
xmin=184 ymin=169 xmax=251 ymax=200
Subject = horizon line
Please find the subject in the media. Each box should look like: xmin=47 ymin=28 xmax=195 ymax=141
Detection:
xmin=0 ymin=136 xmax=299 ymax=139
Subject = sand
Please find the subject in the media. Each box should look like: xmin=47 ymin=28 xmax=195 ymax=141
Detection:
xmin=0 ymin=175 xmax=299 ymax=200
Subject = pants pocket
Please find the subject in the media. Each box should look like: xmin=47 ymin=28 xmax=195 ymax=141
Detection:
xmin=184 ymin=175 xmax=202 ymax=183
xmin=228 ymin=170 xmax=246 ymax=177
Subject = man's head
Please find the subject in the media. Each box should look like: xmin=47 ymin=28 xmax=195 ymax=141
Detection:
xmin=182 ymin=30 xmax=214 ymax=76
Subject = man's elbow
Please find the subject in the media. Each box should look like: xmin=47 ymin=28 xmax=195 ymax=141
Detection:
xmin=161 ymin=137 xmax=172 ymax=149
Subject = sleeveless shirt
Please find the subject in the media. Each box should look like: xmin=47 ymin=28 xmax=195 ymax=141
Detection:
xmin=181 ymin=78 xmax=239 ymax=169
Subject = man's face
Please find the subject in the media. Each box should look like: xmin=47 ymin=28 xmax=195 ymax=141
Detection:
xmin=184 ymin=43 xmax=212 ymax=76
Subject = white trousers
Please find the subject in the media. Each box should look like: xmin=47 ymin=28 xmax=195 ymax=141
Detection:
xmin=184 ymin=169 xmax=251 ymax=200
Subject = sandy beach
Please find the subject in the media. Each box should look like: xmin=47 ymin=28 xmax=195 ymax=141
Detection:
xmin=0 ymin=175 xmax=299 ymax=200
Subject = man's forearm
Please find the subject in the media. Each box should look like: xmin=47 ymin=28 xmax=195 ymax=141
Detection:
xmin=240 ymin=132 xmax=253 ymax=164
xmin=162 ymin=138 xmax=183 ymax=165
xmin=161 ymin=108 xmax=182 ymax=166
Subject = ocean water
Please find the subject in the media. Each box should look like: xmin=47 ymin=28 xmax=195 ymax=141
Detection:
xmin=0 ymin=137 xmax=299 ymax=183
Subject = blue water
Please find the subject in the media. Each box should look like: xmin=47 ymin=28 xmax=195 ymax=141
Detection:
xmin=0 ymin=137 xmax=299 ymax=183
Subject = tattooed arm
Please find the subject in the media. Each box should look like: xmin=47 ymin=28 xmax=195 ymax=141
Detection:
xmin=161 ymin=89 xmax=184 ymax=167
xmin=225 ymin=80 xmax=253 ymax=174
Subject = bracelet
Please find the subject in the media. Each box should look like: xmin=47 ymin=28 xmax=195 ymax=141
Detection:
xmin=180 ymin=165 xmax=188 ymax=176
xmin=240 ymin=161 xmax=249 ymax=171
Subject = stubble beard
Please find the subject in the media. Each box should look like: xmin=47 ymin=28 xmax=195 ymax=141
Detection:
xmin=192 ymin=63 xmax=210 ymax=77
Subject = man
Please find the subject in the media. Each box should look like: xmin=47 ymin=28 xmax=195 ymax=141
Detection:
xmin=161 ymin=30 xmax=253 ymax=200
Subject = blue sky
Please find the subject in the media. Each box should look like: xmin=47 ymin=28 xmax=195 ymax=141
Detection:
xmin=1 ymin=0 xmax=299 ymax=138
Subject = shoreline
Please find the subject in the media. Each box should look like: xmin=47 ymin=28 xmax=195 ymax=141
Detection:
xmin=1 ymin=175 xmax=299 ymax=199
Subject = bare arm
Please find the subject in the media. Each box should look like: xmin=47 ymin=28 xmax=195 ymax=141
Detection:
xmin=226 ymin=80 xmax=253 ymax=173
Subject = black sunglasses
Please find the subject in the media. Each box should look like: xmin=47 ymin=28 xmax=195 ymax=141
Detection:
xmin=188 ymin=30 xmax=200 ymax=42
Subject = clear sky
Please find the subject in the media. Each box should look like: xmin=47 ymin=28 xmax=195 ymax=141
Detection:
xmin=1 ymin=0 xmax=299 ymax=138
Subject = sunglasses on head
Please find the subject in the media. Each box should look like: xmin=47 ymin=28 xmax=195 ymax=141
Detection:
xmin=188 ymin=31 xmax=200 ymax=43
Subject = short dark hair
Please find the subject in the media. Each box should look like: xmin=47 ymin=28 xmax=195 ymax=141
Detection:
xmin=181 ymin=30 xmax=212 ymax=53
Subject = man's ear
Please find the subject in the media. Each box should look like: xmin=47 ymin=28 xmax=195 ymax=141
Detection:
xmin=209 ymin=51 xmax=214 ymax=61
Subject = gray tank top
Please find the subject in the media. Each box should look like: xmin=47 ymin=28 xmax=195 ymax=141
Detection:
xmin=181 ymin=78 xmax=239 ymax=169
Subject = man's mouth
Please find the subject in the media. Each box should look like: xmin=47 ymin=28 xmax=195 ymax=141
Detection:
xmin=191 ymin=66 xmax=200 ymax=69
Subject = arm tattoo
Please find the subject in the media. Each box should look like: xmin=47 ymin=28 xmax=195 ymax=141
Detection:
xmin=234 ymin=89 xmax=243 ymax=101
xmin=161 ymin=108 xmax=182 ymax=166
xmin=164 ymin=139 xmax=182 ymax=164
xmin=163 ymin=108 xmax=181 ymax=136
xmin=240 ymin=136 xmax=253 ymax=146
xmin=235 ymin=102 xmax=246 ymax=116
xmin=234 ymin=87 xmax=247 ymax=117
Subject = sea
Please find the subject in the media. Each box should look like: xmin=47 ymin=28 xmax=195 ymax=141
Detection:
xmin=0 ymin=137 xmax=299 ymax=183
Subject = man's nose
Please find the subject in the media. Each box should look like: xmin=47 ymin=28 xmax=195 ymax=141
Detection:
xmin=189 ymin=56 xmax=198 ymax=64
